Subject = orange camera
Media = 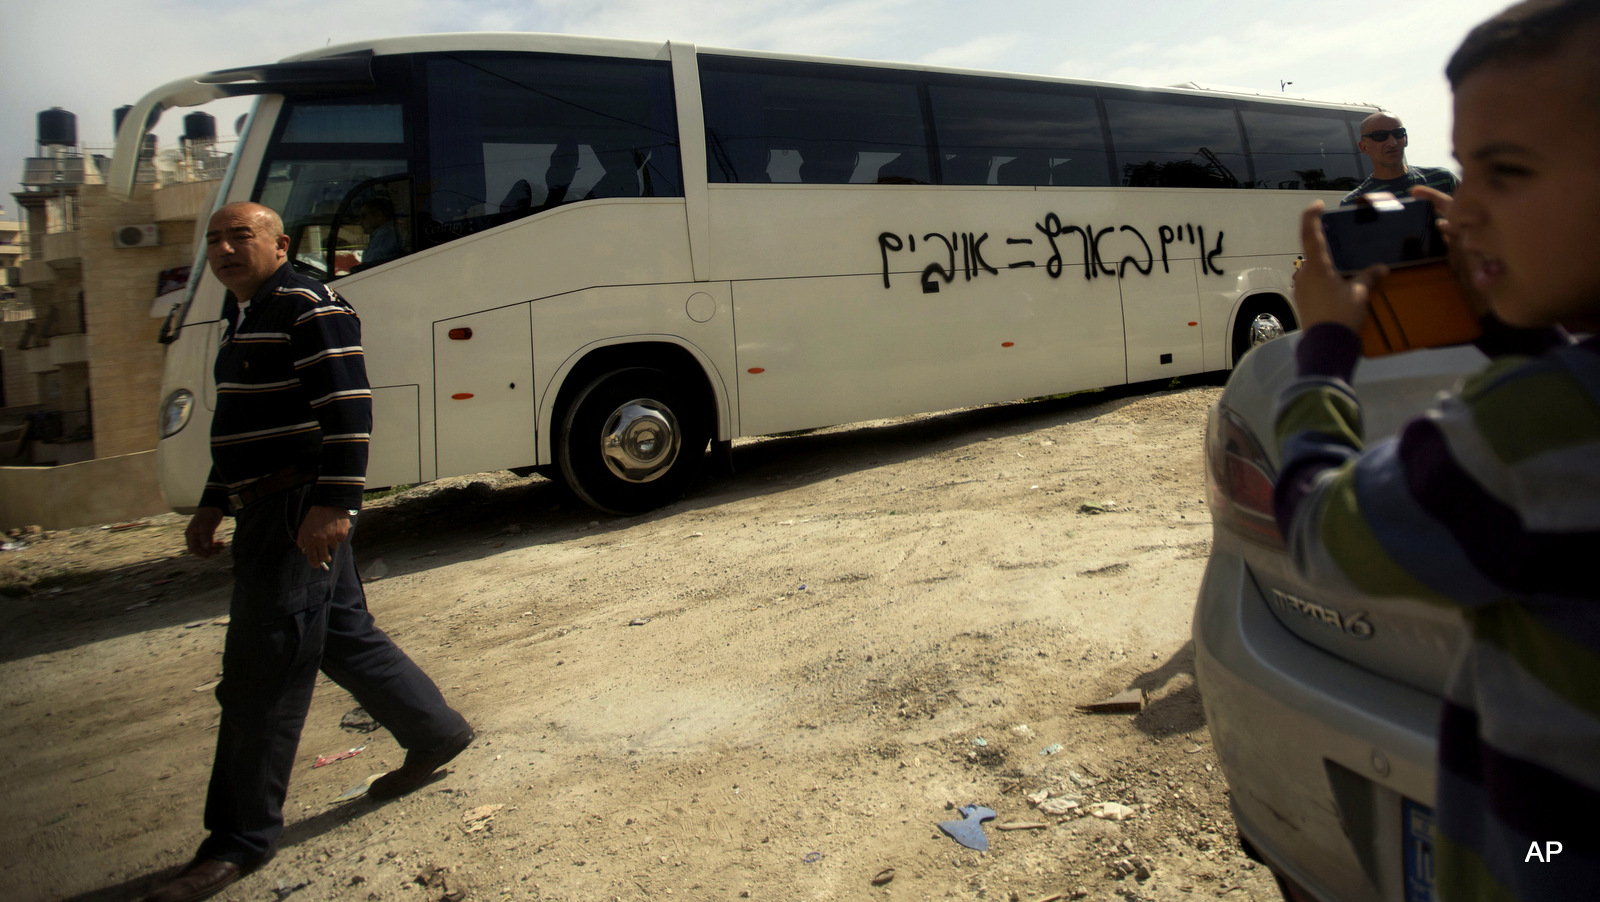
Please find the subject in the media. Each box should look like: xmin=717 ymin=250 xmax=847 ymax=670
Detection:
xmin=1321 ymin=193 xmax=1482 ymax=357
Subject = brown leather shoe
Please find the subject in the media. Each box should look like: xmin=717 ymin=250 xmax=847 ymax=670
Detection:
xmin=140 ymin=858 xmax=242 ymax=902
xmin=368 ymin=728 xmax=475 ymax=801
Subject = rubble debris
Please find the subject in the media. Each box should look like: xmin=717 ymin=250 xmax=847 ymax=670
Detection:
xmin=341 ymin=707 xmax=380 ymax=733
xmin=462 ymin=804 xmax=504 ymax=833
xmin=361 ymin=558 xmax=388 ymax=582
xmin=1037 ymin=797 xmax=1081 ymax=816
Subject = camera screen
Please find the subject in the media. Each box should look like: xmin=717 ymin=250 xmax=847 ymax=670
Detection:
xmin=1322 ymin=197 xmax=1448 ymax=272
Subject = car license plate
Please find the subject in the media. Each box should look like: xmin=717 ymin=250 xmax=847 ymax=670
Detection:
xmin=1402 ymin=798 xmax=1435 ymax=902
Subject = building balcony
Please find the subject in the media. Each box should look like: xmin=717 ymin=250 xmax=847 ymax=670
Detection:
xmin=48 ymin=332 xmax=89 ymax=367
xmin=23 ymin=345 xmax=55 ymax=374
xmin=22 ymin=156 xmax=88 ymax=188
xmin=152 ymin=180 xmax=220 ymax=223
xmin=19 ymin=259 xmax=55 ymax=287
xmin=40 ymin=230 xmax=81 ymax=265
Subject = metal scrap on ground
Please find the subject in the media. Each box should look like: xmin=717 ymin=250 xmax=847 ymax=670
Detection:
xmin=1077 ymin=687 xmax=1147 ymax=713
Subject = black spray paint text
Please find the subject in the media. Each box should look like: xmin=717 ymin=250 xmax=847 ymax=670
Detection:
xmin=878 ymin=216 xmax=1225 ymax=293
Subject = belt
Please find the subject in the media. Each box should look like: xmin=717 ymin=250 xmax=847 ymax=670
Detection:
xmin=228 ymin=464 xmax=319 ymax=512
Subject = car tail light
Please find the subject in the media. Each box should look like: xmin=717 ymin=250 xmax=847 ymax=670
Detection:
xmin=1206 ymin=402 xmax=1285 ymax=550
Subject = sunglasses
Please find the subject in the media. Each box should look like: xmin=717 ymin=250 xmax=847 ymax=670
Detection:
xmin=1362 ymin=128 xmax=1408 ymax=142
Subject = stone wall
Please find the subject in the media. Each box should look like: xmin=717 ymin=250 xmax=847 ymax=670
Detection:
xmin=0 ymin=450 xmax=168 ymax=530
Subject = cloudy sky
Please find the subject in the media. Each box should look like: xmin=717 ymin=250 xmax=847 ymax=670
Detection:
xmin=2 ymin=0 xmax=1512 ymax=223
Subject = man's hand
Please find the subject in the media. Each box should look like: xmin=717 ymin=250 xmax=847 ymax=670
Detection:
xmin=186 ymin=507 xmax=227 ymax=558
xmin=297 ymin=505 xmax=351 ymax=569
xmin=1295 ymin=200 xmax=1386 ymax=332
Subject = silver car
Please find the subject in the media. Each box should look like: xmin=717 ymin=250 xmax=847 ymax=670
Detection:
xmin=1194 ymin=334 xmax=1486 ymax=902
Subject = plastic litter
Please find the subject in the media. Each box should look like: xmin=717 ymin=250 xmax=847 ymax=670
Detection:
xmin=337 ymin=774 xmax=380 ymax=800
xmin=1040 ymin=743 xmax=1063 ymax=756
xmin=937 ymin=804 xmax=997 ymax=851
xmin=313 ymin=745 xmax=365 ymax=768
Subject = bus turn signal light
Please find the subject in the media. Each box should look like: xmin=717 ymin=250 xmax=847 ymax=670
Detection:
xmin=448 ymin=328 xmax=473 ymax=340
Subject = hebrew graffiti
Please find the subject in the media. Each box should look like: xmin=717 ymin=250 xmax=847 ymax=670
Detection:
xmin=879 ymin=214 xmax=1226 ymax=292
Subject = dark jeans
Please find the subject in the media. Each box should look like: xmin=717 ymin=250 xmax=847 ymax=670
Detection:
xmin=197 ymin=486 xmax=467 ymax=864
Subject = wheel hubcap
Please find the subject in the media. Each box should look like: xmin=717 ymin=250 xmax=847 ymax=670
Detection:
xmin=601 ymin=399 xmax=681 ymax=483
xmin=1248 ymin=313 xmax=1285 ymax=348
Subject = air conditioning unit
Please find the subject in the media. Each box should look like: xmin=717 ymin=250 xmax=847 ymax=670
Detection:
xmin=113 ymin=223 xmax=160 ymax=248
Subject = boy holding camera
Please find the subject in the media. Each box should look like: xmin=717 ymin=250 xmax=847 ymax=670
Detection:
xmin=1277 ymin=0 xmax=1599 ymax=898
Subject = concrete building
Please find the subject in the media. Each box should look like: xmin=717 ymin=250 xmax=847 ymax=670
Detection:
xmin=0 ymin=217 xmax=25 ymax=412
xmin=1 ymin=107 xmax=228 ymax=528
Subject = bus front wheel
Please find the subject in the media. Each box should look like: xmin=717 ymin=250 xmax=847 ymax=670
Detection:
xmin=1231 ymin=298 xmax=1297 ymax=366
xmin=557 ymin=367 xmax=709 ymax=514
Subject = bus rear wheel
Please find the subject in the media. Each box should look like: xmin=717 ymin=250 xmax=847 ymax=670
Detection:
xmin=557 ymin=367 xmax=709 ymax=514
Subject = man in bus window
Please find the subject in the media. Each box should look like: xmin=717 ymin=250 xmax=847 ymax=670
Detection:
xmin=1340 ymin=111 xmax=1460 ymax=204
xmin=358 ymin=197 xmax=402 ymax=268
xmin=142 ymin=201 xmax=472 ymax=902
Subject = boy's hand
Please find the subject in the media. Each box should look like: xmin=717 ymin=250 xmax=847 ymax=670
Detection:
xmin=1410 ymin=185 xmax=1454 ymax=235
xmin=1295 ymin=200 xmax=1386 ymax=332
xmin=1411 ymin=185 xmax=1493 ymax=318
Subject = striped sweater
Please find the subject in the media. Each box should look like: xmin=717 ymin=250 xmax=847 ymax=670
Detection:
xmin=1272 ymin=322 xmax=1600 ymax=901
xmin=199 ymin=263 xmax=372 ymax=513
xmin=1340 ymin=164 xmax=1461 ymax=205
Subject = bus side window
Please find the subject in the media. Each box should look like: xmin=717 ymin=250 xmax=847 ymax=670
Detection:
xmin=700 ymin=56 xmax=930 ymax=186
xmin=418 ymin=53 xmax=681 ymax=250
xmin=1104 ymin=96 xmax=1249 ymax=189
xmin=927 ymin=80 xmax=1109 ymax=188
xmin=1240 ymin=108 xmax=1363 ymax=191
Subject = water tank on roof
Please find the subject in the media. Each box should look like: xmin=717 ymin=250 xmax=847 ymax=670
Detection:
xmin=114 ymin=105 xmax=133 ymax=138
xmin=183 ymin=112 xmax=216 ymax=143
xmin=38 ymin=108 xmax=77 ymax=148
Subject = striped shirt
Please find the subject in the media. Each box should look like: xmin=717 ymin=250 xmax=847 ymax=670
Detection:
xmin=1341 ymin=165 xmax=1461 ymax=205
xmin=199 ymin=264 xmax=372 ymax=512
xmin=1272 ymin=322 xmax=1600 ymax=901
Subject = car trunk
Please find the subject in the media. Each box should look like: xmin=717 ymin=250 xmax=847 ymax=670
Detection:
xmin=1211 ymin=335 xmax=1487 ymax=696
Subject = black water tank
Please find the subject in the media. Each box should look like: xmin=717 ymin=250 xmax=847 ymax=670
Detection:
xmin=38 ymin=108 xmax=77 ymax=147
xmin=114 ymin=105 xmax=133 ymax=138
xmin=183 ymin=112 xmax=216 ymax=143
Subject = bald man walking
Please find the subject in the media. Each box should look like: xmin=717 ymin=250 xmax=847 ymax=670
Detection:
xmin=143 ymin=203 xmax=472 ymax=902
xmin=1341 ymin=110 xmax=1461 ymax=204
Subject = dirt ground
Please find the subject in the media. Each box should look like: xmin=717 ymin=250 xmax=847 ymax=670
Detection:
xmin=0 ymin=379 xmax=1287 ymax=902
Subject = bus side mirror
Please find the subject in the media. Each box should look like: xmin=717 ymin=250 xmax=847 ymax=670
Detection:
xmin=158 ymin=302 xmax=182 ymax=345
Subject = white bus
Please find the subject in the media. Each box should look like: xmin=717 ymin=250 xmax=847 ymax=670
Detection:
xmin=114 ymin=34 xmax=1375 ymax=514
